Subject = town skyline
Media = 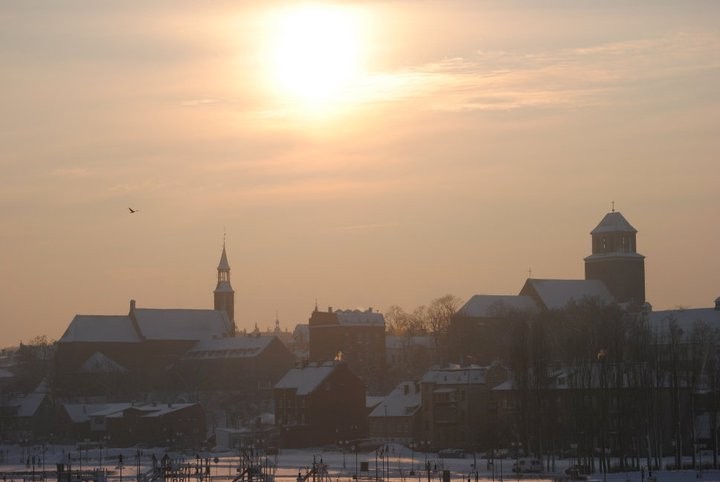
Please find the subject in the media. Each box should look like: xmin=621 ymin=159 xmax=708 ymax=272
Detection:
xmin=2 ymin=1 xmax=719 ymax=346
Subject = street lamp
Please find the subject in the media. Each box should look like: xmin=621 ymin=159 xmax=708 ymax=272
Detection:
xmin=409 ymin=442 xmax=415 ymax=476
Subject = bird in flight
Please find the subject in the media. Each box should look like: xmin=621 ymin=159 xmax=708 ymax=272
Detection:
xmin=128 ymin=207 xmax=139 ymax=214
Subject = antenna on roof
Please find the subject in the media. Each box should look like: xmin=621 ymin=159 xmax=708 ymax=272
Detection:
xmin=528 ymin=268 xmax=532 ymax=279
xmin=611 ymin=200 xmax=615 ymax=212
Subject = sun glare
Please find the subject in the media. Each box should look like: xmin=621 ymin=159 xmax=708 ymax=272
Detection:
xmin=265 ymin=5 xmax=367 ymax=111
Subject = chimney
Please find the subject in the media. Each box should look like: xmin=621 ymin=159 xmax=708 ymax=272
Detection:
xmin=129 ymin=299 xmax=136 ymax=314
xmin=368 ymin=307 xmax=373 ymax=313
xmin=328 ymin=306 xmax=333 ymax=313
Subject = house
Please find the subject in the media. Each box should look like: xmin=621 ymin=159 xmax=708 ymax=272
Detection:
xmin=177 ymin=334 xmax=295 ymax=395
xmin=274 ymin=361 xmax=366 ymax=448
xmin=367 ymin=381 xmax=421 ymax=443
xmin=57 ymin=401 xmax=206 ymax=447
xmin=419 ymin=363 xmax=509 ymax=451
xmin=309 ymin=306 xmax=386 ymax=393
xmin=0 ymin=380 xmax=53 ymax=442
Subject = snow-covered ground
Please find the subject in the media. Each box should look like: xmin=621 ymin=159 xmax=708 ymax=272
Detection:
xmin=1 ymin=444 xmax=718 ymax=482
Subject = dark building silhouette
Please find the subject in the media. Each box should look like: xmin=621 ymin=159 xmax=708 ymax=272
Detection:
xmin=177 ymin=334 xmax=295 ymax=395
xmin=274 ymin=361 xmax=365 ymax=447
xmin=308 ymin=306 xmax=386 ymax=393
xmin=584 ymin=210 xmax=645 ymax=305
xmin=448 ymin=209 xmax=646 ymax=366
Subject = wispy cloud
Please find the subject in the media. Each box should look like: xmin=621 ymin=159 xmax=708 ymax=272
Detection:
xmin=323 ymin=32 xmax=720 ymax=113
xmin=331 ymin=222 xmax=399 ymax=232
xmin=51 ymin=167 xmax=91 ymax=178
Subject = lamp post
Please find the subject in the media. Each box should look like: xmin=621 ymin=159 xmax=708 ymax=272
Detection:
xmin=342 ymin=441 xmax=347 ymax=470
xmin=136 ymin=449 xmax=142 ymax=482
xmin=353 ymin=444 xmax=358 ymax=480
xmin=409 ymin=442 xmax=415 ymax=476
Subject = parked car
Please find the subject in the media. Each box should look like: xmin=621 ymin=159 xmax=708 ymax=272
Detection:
xmin=512 ymin=458 xmax=543 ymax=473
xmin=438 ymin=449 xmax=465 ymax=459
xmin=565 ymin=464 xmax=591 ymax=478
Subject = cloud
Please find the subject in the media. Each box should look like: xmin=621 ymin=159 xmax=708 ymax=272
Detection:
xmin=51 ymin=167 xmax=91 ymax=178
xmin=318 ymin=32 xmax=720 ymax=114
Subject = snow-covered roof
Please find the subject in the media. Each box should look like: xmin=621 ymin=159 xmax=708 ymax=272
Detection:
xmin=134 ymin=308 xmax=232 ymax=340
xmin=591 ymin=211 xmax=637 ymax=234
xmin=79 ymin=352 xmax=128 ymax=373
xmin=521 ymin=279 xmax=613 ymax=310
xmin=59 ymin=315 xmax=141 ymax=343
xmin=369 ymin=381 xmax=421 ymax=418
xmin=274 ymin=361 xmax=339 ymax=395
xmin=421 ymin=366 xmax=487 ymax=385
xmin=335 ymin=309 xmax=385 ymax=327
xmin=182 ymin=335 xmax=275 ymax=359
xmin=458 ymin=295 xmax=538 ymax=318
xmin=647 ymin=308 xmax=720 ymax=341
xmin=62 ymin=402 xmax=198 ymax=422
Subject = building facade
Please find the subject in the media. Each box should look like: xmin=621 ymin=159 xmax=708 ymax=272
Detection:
xmin=309 ymin=307 xmax=386 ymax=394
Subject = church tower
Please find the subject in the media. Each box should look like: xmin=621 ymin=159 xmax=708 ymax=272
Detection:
xmin=584 ymin=209 xmax=645 ymax=305
xmin=214 ymin=241 xmax=235 ymax=323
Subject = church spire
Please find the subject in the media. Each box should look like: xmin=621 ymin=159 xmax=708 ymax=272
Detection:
xmin=214 ymin=239 xmax=235 ymax=323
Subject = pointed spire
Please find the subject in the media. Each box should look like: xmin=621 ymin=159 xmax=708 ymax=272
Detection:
xmin=218 ymin=240 xmax=230 ymax=271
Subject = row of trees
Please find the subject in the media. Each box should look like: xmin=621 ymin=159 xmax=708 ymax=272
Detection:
xmin=445 ymin=298 xmax=720 ymax=472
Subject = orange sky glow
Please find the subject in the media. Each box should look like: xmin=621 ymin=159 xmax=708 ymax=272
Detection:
xmin=1 ymin=1 xmax=719 ymax=345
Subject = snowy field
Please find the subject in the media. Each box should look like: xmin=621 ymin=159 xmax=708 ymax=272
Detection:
xmin=1 ymin=444 xmax=718 ymax=482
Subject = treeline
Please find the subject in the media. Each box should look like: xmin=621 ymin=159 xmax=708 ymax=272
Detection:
xmin=444 ymin=298 xmax=720 ymax=472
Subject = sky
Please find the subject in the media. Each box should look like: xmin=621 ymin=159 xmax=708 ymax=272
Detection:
xmin=1 ymin=1 xmax=719 ymax=346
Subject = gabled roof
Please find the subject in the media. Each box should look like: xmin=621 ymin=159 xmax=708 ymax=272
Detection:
xmin=591 ymin=211 xmax=637 ymax=234
xmin=62 ymin=402 xmax=198 ymax=423
xmin=182 ymin=335 xmax=276 ymax=360
xmin=458 ymin=295 xmax=538 ymax=318
xmin=59 ymin=315 xmax=142 ymax=344
xmin=133 ymin=308 xmax=232 ymax=340
xmin=648 ymin=308 xmax=720 ymax=341
xmin=369 ymin=381 xmax=421 ymax=418
xmin=520 ymin=279 xmax=613 ymax=310
xmin=80 ymin=352 xmax=128 ymax=373
xmin=274 ymin=361 xmax=340 ymax=395
xmin=3 ymin=381 xmax=50 ymax=418
xmin=336 ymin=309 xmax=385 ymax=327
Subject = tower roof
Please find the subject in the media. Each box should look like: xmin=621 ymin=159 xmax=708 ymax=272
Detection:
xmin=591 ymin=211 xmax=637 ymax=235
xmin=217 ymin=243 xmax=230 ymax=271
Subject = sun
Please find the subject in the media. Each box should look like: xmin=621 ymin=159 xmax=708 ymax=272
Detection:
xmin=264 ymin=5 xmax=367 ymax=108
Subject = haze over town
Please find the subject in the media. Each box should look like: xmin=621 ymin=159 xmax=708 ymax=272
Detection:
xmin=2 ymin=1 xmax=719 ymax=346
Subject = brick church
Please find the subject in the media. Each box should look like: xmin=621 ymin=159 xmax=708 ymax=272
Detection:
xmin=449 ymin=208 xmax=646 ymax=364
xmin=54 ymin=242 xmax=294 ymax=396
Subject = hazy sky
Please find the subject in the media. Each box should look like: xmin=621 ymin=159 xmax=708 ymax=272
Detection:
xmin=2 ymin=1 xmax=719 ymax=346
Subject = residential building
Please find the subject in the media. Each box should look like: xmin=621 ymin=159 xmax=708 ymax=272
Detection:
xmin=274 ymin=361 xmax=365 ymax=448
xmin=309 ymin=306 xmax=386 ymax=393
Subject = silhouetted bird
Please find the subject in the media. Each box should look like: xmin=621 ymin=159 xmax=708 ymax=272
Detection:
xmin=128 ymin=207 xmax=139 ymax=213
